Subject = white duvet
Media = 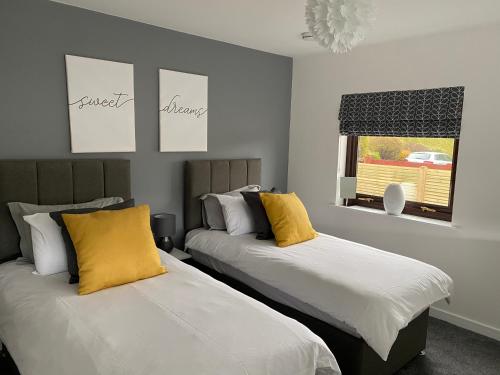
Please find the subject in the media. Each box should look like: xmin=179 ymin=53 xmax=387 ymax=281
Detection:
xmin=186 ymin=230 xmax=454 ymax=361
xmin=0 ymin=251 xmax=340 ymax=375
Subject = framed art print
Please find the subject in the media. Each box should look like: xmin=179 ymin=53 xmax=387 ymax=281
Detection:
xmin=65 ymin=55 xmax=136 ymax=153
xmin=159 ymin=69 xmax=208 ymax=152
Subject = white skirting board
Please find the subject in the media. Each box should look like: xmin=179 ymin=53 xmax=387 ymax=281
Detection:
xmin=430 ymin=306 xmax=500 ymax=342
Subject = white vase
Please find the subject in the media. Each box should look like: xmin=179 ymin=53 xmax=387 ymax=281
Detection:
xmin=383 ymin=183 xmax=405 ymax=215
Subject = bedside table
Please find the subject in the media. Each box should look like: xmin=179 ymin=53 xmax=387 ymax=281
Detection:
xmin=169 ymin=248 xmax=192 ymax=262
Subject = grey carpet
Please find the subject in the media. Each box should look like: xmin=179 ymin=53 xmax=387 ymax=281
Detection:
xmin=1 ymin=317 xmax=499 ymax=374
xmin=397 ymin=317 xmax=500 ymax=375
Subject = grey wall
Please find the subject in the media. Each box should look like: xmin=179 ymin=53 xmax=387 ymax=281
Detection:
xmin=0 ymin=0 xmax=292 ymax=242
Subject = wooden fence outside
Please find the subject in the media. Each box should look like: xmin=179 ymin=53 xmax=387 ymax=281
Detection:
xmin=356 ymin=163 xmax=451 ymax=206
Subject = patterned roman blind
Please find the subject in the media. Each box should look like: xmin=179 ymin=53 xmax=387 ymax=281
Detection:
xmin=339 ymin=86 xmax=464 ymax=138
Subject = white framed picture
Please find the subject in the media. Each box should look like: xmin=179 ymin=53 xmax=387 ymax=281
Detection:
xmin=65 ymin=55 xmax=136 ymax=153
xmin=159 ymin=69 xmax=208 ymax=152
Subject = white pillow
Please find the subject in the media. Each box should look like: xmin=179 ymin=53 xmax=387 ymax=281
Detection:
xmin=216 ymin=195 xmax=256 ymax=236
xmin=200 ymin=185 xmax=261 ymax=230
xmin=23 ymin=213 xmax=67 ymax=275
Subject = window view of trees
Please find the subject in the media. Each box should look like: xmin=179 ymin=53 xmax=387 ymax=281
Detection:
xmin=358 ymin=137 xmax=454 ymax=162
xmin=356 ymin=137 xmax=455 ymax=206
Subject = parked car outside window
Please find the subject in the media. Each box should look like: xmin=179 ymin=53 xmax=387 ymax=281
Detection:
xmin=406 ymin=152 xmax=452 ymax=165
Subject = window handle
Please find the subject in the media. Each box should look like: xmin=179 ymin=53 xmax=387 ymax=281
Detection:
xmin=358 ymin=197 xmax=374 ymax=202
xmin=420 ymin=206 xmax=437 ymax=213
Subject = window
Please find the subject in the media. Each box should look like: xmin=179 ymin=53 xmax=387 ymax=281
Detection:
xmin=338 ymin=86 xmax=464 ymax=221
xmin=345 ymin=136 xmax=459 ymax=221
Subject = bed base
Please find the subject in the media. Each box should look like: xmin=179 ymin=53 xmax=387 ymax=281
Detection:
xmin=0 ymin=344 xmax=19 ymax=375
xmin=186 ymin=259 xmax=428 ymax=375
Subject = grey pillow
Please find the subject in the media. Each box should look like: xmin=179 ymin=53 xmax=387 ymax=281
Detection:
xmin=7 ymin=197 xmax=123 ymax=262
xmin=200 ymin=185 xmax=260 ymax=230
xmin=202 ymin=195 xmax=227 ymax=230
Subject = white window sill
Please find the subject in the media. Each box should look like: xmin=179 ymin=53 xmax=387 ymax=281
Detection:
xmin=333 ymin=204 xmax=456 ymax=228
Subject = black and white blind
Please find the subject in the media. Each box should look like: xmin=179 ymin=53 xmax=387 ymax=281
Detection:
xmin=338 ymin=86 xmax=465 ymax=138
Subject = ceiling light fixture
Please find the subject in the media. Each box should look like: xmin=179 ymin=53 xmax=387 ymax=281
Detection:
xmin=301 ymin=32 xmax=314 ymax=41
xmin=305 ymin=0 xmax=375 ymax=53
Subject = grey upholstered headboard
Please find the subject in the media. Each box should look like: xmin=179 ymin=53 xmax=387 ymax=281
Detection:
xmin=184 ymin=159 xmax=261 ymax=233
xmin=0 ymin=159 xmax=131 ymax=263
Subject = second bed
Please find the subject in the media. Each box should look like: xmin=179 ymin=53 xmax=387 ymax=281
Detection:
xmin=183 ymin=159 xmax=454 ymax=375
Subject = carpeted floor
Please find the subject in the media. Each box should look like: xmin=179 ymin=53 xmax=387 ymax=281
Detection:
xmin=397 ymin=317 xmax=500 ymax=375
xmin=1 ymin=317 xmax=499 ymax=374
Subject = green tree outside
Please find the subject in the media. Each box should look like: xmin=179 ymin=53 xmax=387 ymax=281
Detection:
xmin=358 ymin=136 xmax=454 ymax=161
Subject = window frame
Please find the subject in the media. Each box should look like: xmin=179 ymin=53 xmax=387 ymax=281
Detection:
xmin=344 ymin=136 xmax=459 ymax=222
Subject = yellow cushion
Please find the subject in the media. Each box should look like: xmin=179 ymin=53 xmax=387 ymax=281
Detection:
xmin=259 ymin=192 xmax=317 ymax=247
xmin=62 ymin=205 xmax=166 ymax=295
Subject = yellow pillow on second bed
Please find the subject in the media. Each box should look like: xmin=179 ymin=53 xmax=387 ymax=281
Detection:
xmin=259 ymin=192 xmax=317 ymax=247
xmin=62 ymin=205 xmax=166 ymax=295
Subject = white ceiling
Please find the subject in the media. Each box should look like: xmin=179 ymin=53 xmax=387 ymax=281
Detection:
xmin=53 ymin=0 xmax=500 ymax=57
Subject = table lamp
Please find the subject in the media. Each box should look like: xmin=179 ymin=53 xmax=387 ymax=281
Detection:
xmin=152 ymin=213 xmax=176 ymax=253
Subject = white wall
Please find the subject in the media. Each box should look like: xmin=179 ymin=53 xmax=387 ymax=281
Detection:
xmin=289 ymin=23 xmax=500 ymax=339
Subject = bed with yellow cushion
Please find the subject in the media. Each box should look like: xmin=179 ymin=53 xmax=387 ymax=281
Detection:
xmin=183 ymin=159 xmax=453 ymax=375
xmin=0 ymin=159 xmax=340 ymax=375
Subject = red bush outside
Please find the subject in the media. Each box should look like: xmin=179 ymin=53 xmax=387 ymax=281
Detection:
xmin=362 ymin=157 xmax=452 ymax=171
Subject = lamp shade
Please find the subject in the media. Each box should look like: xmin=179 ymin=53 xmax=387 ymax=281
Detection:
xmin=152 ymin=213 xmax=176 ymax=237
xmin=339 ymin=177 xmax=357 ymax=199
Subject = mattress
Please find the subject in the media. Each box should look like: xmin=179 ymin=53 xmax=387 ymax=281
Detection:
xmin=0 ymin=250 xmax=340 ymax=375
xmin=189 ymin=247 xmax=361 ymax=337
xmin=185 ymin=229 xmax=454 ymax=361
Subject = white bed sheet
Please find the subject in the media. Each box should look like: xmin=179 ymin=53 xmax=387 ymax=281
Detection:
xmin=185 ymin=229 xmax=454 ymax=361
xmin=188 ymin=248 xmax=361 ymax=338
xmin=0 ymin=251 xmax=340 ymax=375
